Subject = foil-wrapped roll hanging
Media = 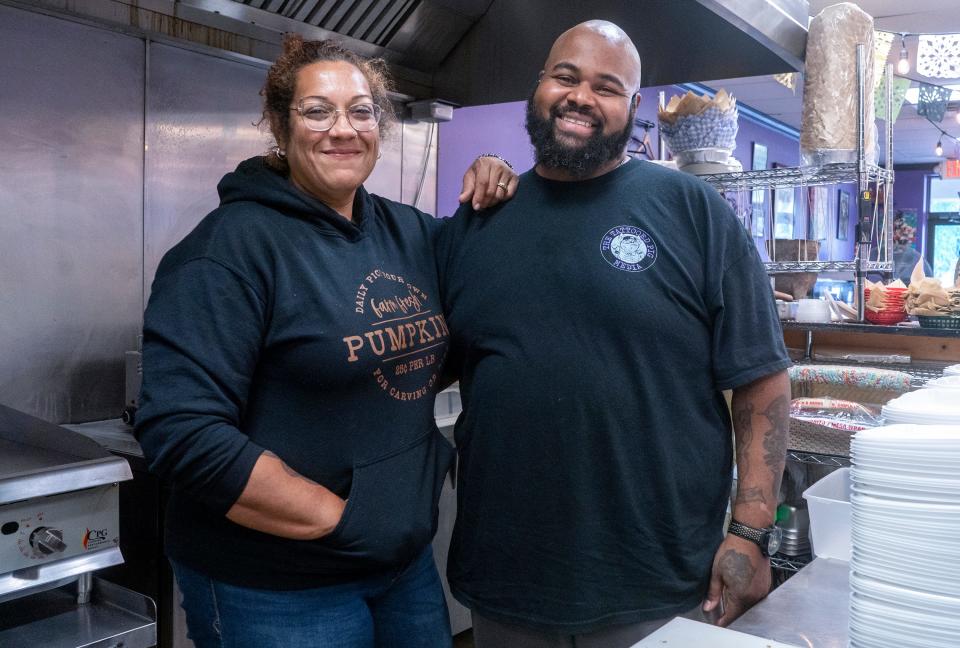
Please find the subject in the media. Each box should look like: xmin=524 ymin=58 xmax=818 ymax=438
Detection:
xmin=800 ymin=3 xmax=876 ymax=165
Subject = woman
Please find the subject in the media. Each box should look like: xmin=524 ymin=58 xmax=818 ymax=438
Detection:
xmin=135 ymin=35 xmax=515 ymax=648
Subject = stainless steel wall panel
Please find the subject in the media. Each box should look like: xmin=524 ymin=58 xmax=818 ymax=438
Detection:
xmin=400 ymin=120 xmax=438 ymax=217
xmin=0 ymin=5 xmax=144 ymax=423
xmin=143 ymin=42 xmax=413 ymax=291
xmin=143 ymin=43 xmax=272 ymax=302
xmin=364 ymin=134 xmax=403 ymax=203
xmin=0 ymin=5 xmax=428 ymax=426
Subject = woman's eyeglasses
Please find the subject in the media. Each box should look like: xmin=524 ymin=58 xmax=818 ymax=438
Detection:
xmin=291 ymin=99 xmax=383 ymax=132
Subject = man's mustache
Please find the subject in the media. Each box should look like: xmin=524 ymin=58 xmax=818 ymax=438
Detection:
xmin=551 ymin=104 xmax=600 ymax=126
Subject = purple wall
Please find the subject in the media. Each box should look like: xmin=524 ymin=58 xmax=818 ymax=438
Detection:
xmin=892 ymin=168 xmax=932 ymax=254
xmin=436 ymin=88 xmax=867 ymax=265
xmin=436 ymin=101 xmax=532 ymax=217
xmin=437 ymin=85 xmax=676 ymax=217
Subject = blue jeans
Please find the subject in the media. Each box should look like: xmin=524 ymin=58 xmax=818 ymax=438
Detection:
xmin=171 ymin=547 xmax=451 ymax=648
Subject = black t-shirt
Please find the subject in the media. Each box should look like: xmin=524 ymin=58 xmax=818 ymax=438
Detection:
xmin=436 ymin=159 xmax=790 ymax=632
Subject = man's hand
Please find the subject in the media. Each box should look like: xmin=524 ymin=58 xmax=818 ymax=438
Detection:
xmin=459 ymin=155 xmax=518 ymax=210
xmin=702 ymin=534 xmax=771 ymax=627
xmin=703 ymin=369 xmax=787 ymax=625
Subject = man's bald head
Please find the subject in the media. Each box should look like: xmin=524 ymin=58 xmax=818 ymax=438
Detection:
xmin=545 ymin=20 xmax=642 ymax=91
xmin=528 ymin=19 xmax=642 ymax=180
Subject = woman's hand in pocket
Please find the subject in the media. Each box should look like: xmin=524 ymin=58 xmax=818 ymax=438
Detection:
xmin=317 ymin=494 xmax=347 ymax=538
xmin=227 ymin=450 xmax=347 ymax=541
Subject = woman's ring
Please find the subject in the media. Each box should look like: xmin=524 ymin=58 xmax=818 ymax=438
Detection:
xmin=496 ymin=182 xmax=508 ymax=191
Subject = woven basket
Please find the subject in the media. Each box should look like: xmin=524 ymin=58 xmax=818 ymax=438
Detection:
xmin=788 ymin=364 xmax=913 ymax=457
xmin=788 ymin=418 xmax=859 ymax=457
xmin=796 ymin=383 xmax=905 ymax=405
xmin=864 ymin=309 xmax=907 ymax=325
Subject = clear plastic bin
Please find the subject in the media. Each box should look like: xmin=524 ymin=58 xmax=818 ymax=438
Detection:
xmin=802 ymin=467 xmax=851 ymax=561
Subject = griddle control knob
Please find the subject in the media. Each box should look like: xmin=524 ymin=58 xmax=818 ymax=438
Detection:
xmin=29 ymin=527 xmax=67 ymax=555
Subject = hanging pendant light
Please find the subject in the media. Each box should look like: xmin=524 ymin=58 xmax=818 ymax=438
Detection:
xmin=897 ymin=33 xmax=910 ymax=75
xmin=935 ymin=138 xmax=944 ymax=157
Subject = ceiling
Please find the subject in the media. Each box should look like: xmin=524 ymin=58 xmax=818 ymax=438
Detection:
xmin=701 ymin=0 xmax=960 ymax=166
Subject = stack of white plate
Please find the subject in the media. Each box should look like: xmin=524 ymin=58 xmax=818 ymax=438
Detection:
xmin=849 ymin=424 xmax=960 ymax=648
xmin=880 ymin=389 xmax=960 ymax=425
xmin=922 ymin=375 xmax=960 ymax=390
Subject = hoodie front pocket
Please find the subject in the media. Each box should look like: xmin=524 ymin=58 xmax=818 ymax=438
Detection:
xmin=324 ymin=428 xmax=454 ymax=568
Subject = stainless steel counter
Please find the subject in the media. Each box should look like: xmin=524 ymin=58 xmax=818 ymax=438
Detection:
xmin=730 ymin=558 xmax=850 ymax=647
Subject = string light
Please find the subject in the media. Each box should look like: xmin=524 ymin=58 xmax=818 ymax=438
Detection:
xmin=897 ymin=33 xmax=910 ymax=75
xmin=883 ymin=33 xmax=960 ymax=159
xmin=895 ymin=73 xmax=960 ymax=160
xmin=925 ymin=121 xmax=960 ymax=159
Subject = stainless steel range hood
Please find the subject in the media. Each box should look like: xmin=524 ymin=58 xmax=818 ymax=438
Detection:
xmin=13 ymin=0 xmax=807 ymax=104
xmin=199 ymin=0 xmax=808 ymax=104
xmin=433 ymin=0 xmax=809 ymax=105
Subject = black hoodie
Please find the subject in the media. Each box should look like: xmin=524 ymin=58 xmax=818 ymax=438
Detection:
xmin=136 ymin=157 xmax=454 ymax=588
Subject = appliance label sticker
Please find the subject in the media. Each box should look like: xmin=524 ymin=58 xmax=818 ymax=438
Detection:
xmin=82 ymin=527 xmax=112 ymax=550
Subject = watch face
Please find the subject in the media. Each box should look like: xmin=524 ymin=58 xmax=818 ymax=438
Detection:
xmin=766 ymin=526 xmax=783 ymax=556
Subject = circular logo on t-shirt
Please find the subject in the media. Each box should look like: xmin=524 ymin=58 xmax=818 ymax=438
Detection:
xmin=600 ymin=226 xmax=657 ymax=272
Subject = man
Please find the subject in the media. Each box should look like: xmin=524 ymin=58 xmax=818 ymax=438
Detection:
xmin=436 ymin=20 xmax=792 ymax=647
xmin=892 ymin=243 xmax=932 ymax=285
xmin=885 ymin=213 xmax=932 ymax=285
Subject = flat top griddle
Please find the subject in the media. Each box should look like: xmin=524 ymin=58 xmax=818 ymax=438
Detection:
xmin=0 ymin=438 xmax=81 ymax=479
xmin=0 ymin=404 xmax=131 ymax=505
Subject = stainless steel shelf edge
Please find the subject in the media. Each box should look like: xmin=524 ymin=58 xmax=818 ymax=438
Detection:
xmin=770 ymin=554 xmax=811 ymax=572
xmin=0 ymin=456 xmax=132 ymax=505
xmin=0 ymin=546 xmax=124 ymax=603
xmin=786 ymin=451 xmax=851 ymax=467
xmin=764 ymin=261 xmax=894 ymax=273
xmin=0 ymin=577 xmax=156 ymax=648
xmin=699 ymin=162 xmax=894 ymax=191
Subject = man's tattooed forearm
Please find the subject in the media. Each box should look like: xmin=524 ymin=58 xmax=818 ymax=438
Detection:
xmin=733 ymin=401 xmax=755 ymax=477
xmin=736 ymin=486 xmax=767 ymax=505
xmin=761 ymin=395 xmax=790 ymax=488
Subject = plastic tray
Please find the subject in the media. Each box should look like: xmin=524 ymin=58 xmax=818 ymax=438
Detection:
xmin=802 ymin=467 xmax=851 ymax=561
xmin=917 ymin=315 xmax=960 ymax=329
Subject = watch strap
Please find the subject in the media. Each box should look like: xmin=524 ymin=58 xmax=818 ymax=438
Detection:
xmin=727 ymin=518 xmax=770 ymax=553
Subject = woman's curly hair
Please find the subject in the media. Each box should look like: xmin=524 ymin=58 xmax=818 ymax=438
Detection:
xmin=261 ymin=34 xmax=396 ymax=172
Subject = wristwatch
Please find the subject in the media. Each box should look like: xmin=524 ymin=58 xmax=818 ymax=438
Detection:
xmin=727 ymin=519 xmax=782 ymax=558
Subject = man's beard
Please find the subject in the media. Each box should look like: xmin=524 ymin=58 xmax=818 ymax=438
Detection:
xmin=525 ymin=94 xmax=635 ymax=178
